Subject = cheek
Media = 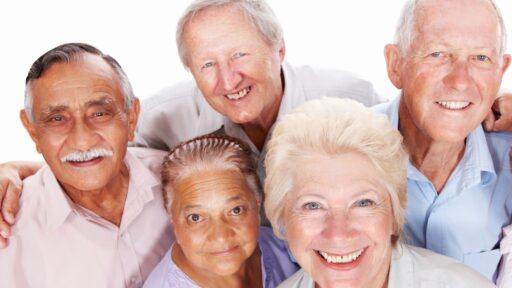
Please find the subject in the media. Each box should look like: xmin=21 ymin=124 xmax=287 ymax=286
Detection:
xmin=174 ymin=223 xmax=206 ymax=251
xmin=284 ymin=213 xmax=320 ymax=249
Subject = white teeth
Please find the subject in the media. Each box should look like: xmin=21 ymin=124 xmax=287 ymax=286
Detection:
xmin=61 ymin=148 xmax=113 ymax=163
xmin=226 ymin=87 xmax=251 ymax=100
xmin=436 ymin=101 xmax=470 ymax=110
xmin=319 ymin=249 xmax=364 ymax=264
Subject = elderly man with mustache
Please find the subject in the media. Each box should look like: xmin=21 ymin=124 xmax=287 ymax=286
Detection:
xmin=0 ymin=43 xmax=173 ymax=288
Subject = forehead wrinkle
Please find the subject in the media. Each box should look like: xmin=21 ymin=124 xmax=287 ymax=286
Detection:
xmin=84 ymin=95 xmax=119 ymax=108
xmin=39 ymin=105 xmax=69 ymax=118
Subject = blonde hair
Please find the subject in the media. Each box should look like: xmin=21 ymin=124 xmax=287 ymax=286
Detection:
xmin=161 ymin=134 xmax=261 ymax=213
xmin=264 ymin=98 xmax=408 ymax=241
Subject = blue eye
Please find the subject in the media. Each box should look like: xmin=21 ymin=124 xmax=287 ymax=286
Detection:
xmin=304 ymin=202 xmax=321 ymax=210
xmin=201 ymin=62 xmax=215 ymax=70
xmin=233 ymin=52 xmax=247 ymax=59
xmin=355 ymin=199 xmax=375 ymax=207
xmin=475 ymin=55 xmax=490 ymax=62
xmin=430 ymin=51 xmax=443 ymax=58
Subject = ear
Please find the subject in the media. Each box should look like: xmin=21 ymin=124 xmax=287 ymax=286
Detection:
xmin=384 ymin=44 xmax=404 ymax=89
xmin=500 ymin=54 xmax=511 ymax=75
xmin=20 ymin=109 xmax=41 ymax=154
xmin=278 ymin=39 xmax=286 ymax=62
xmin=127 ymin=98 xmax=140 ymax=141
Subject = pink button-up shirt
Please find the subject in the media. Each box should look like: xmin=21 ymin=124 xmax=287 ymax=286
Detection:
xmin=0 ymin=148 xmax=174 ymax=288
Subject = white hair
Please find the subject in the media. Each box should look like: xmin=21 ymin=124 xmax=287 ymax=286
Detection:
xmin=175 ymin=0 xmax=283 ymax=69
xmin=24 ymin=43 xmax=136 ymax=122
xmin=394 ymin=0 xmax=507 ymax=57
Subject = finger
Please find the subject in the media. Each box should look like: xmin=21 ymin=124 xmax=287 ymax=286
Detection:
xmin=483 ymin=111 xmax=496 ymax=132
xmin=0 ymin=236 xmax=7 ymax=249
xmin=0 ymin=182 xmax=6 ymax=228
xmin=0 ymin=217 xmax=11 ymax=244
xmin=493 ymin=115 xmax=512 ymax=132
xmin=2 ymin=182 xmax=20 ymax=225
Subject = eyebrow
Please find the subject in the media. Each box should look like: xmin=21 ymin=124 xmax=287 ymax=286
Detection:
xmin=84 ymin=96 xmax=118 ymax=108
xmin=182 ymin=195 xmax=246 ymax=211
xmin=38 ymin=96 xmax=118 ymax=119
xmin=39 ymin=105 xmax=68 ymax=119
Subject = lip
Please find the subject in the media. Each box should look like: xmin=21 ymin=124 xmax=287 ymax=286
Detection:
xmin=210 ymin=246 xmax=239 ymax=256
xmin=315 ymin=247 xmax=367 ymax=271
xmin=435 ymin=100 xmax=473 ymax=111
xmin=224 ymin=86 xmax=252 ymax=101
xmin=65 ymin=157 xmax=104 ymax=167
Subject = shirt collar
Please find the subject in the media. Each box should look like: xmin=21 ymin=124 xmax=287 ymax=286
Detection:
xmin=44 ymin=149 xmax=162 ymax=231
xmin=383 ymin=95 xmax=496 ymax=188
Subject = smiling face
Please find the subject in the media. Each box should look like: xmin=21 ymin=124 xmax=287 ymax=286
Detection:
xmin=284 ymin=152 xmax=394 ymax=288
xmin=182 ymin=5 xmax=285 ymax=126
xmin=387 ymin=0 xmax=510 ymax=143
xmin=21 ymin=53 xmax=138 ymax=193
xmin=170 ymin=169 xmax=261 ymax=277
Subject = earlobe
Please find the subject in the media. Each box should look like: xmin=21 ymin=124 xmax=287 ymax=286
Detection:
xmin=384 ymin=44 xmax=403 ymax=89
xmin=278 ymin=40 xmax=286 ymax=62
xmin=501 ymin=54 xmax=511 ymax=74
xmin=20 ymin=109 xmax=41 ymax=153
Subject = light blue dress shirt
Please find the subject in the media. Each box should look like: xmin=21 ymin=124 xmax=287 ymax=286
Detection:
xmin=373 ymin=96 xmax=512 ymax=281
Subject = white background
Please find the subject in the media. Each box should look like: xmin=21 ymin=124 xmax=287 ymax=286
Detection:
xmin=1 ymin=0 xmax=511 ymax=162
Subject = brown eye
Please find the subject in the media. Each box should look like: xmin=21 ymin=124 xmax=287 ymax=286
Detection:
xmin=187 ymin=214 xmax=202 ymax=223
xmin=231 ymin=206 xmax=244 ymax=215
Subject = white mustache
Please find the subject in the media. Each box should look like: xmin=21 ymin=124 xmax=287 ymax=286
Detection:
xmin=60 ymin=148 xmax=113 ymax=163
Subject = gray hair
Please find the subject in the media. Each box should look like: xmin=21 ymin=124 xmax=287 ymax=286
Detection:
xmin=24 ymin=43 xmax=136 ymax=122
xmin=176 ymin=0 xmax=283 ymax=69
xmin=395 ymin=0 xmax=507 ymax=57
xmin=264 ymin=98 xmax=408 ymax=243
xmin=161 ymin=134 xmax=262 ymax=213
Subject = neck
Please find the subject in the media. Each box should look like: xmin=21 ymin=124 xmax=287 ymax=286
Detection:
xmin=241 ymin=69 xmax=285 ymax=151
xmin=62 ymin=164 xmax=130 ymax=226
xmin=399 ymin=104 xmax=465 ymax=193
xmin=172 ymin=244 xmax=263 ymax=288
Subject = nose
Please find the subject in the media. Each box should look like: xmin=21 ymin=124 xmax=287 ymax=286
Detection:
xmin=67 ymin=118 xmax=100 ymax=151
xmin=322 ymin=209 xmax=359 ymax=241
xmin=207 ymin=217 xmax=235 ymax=242
xmin=218 ymin=62 xmax=242 ymax=92
xmin=443 ymin=60 xmax=472 ymax=92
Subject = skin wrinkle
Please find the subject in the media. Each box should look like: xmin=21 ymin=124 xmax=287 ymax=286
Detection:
xmin=386 ymin=0 xmax=510 ymax=192
xmin=170 ymin=169 xmax=262 ymax=288
xmin=183 ymin=5 xmax=285 ymax=150
xmin=284 ymin=152 xmax=393 ymax=288
xmin=20 ymin=53 xmax=139 ymax=226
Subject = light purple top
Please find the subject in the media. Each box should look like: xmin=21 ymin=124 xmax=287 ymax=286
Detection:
xmin=498 ymin=224 xmax=512 ymax=287
xmin=143 ymin=226 xmax=299 ymax=288
xmin=0 ymin=148 xmax=174 ymax=288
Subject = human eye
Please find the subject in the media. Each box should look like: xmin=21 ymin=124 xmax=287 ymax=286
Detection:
xmin=474 ymin=55 xmax=491 ymax=62
xmin=186 ymin=213 xmax=204 ymax=224
xmin=48 ymin=115 xmax=64 ymax=122
xmin=354 ymin=199 xmax=375 ymax=208
xmin=229 ymin=205 xmax=245 ymax=216
xmin=429 ymin=51 xmax=444 ymax=58
xmin=303 ymin=202 xmax=321 ymax=210
xmin=201 ymin=61 xmax=215 ymax=71
xmin=232 ymin=52 xmax=247 ymax=59
xmin=88 ymin=109 xmax=114 ymax=123
xmin=43 ymin=114 xmax=68 ymax=127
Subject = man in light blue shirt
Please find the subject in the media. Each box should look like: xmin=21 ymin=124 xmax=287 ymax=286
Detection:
xmin=374 ymin=0 xmax=512 ymax=282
